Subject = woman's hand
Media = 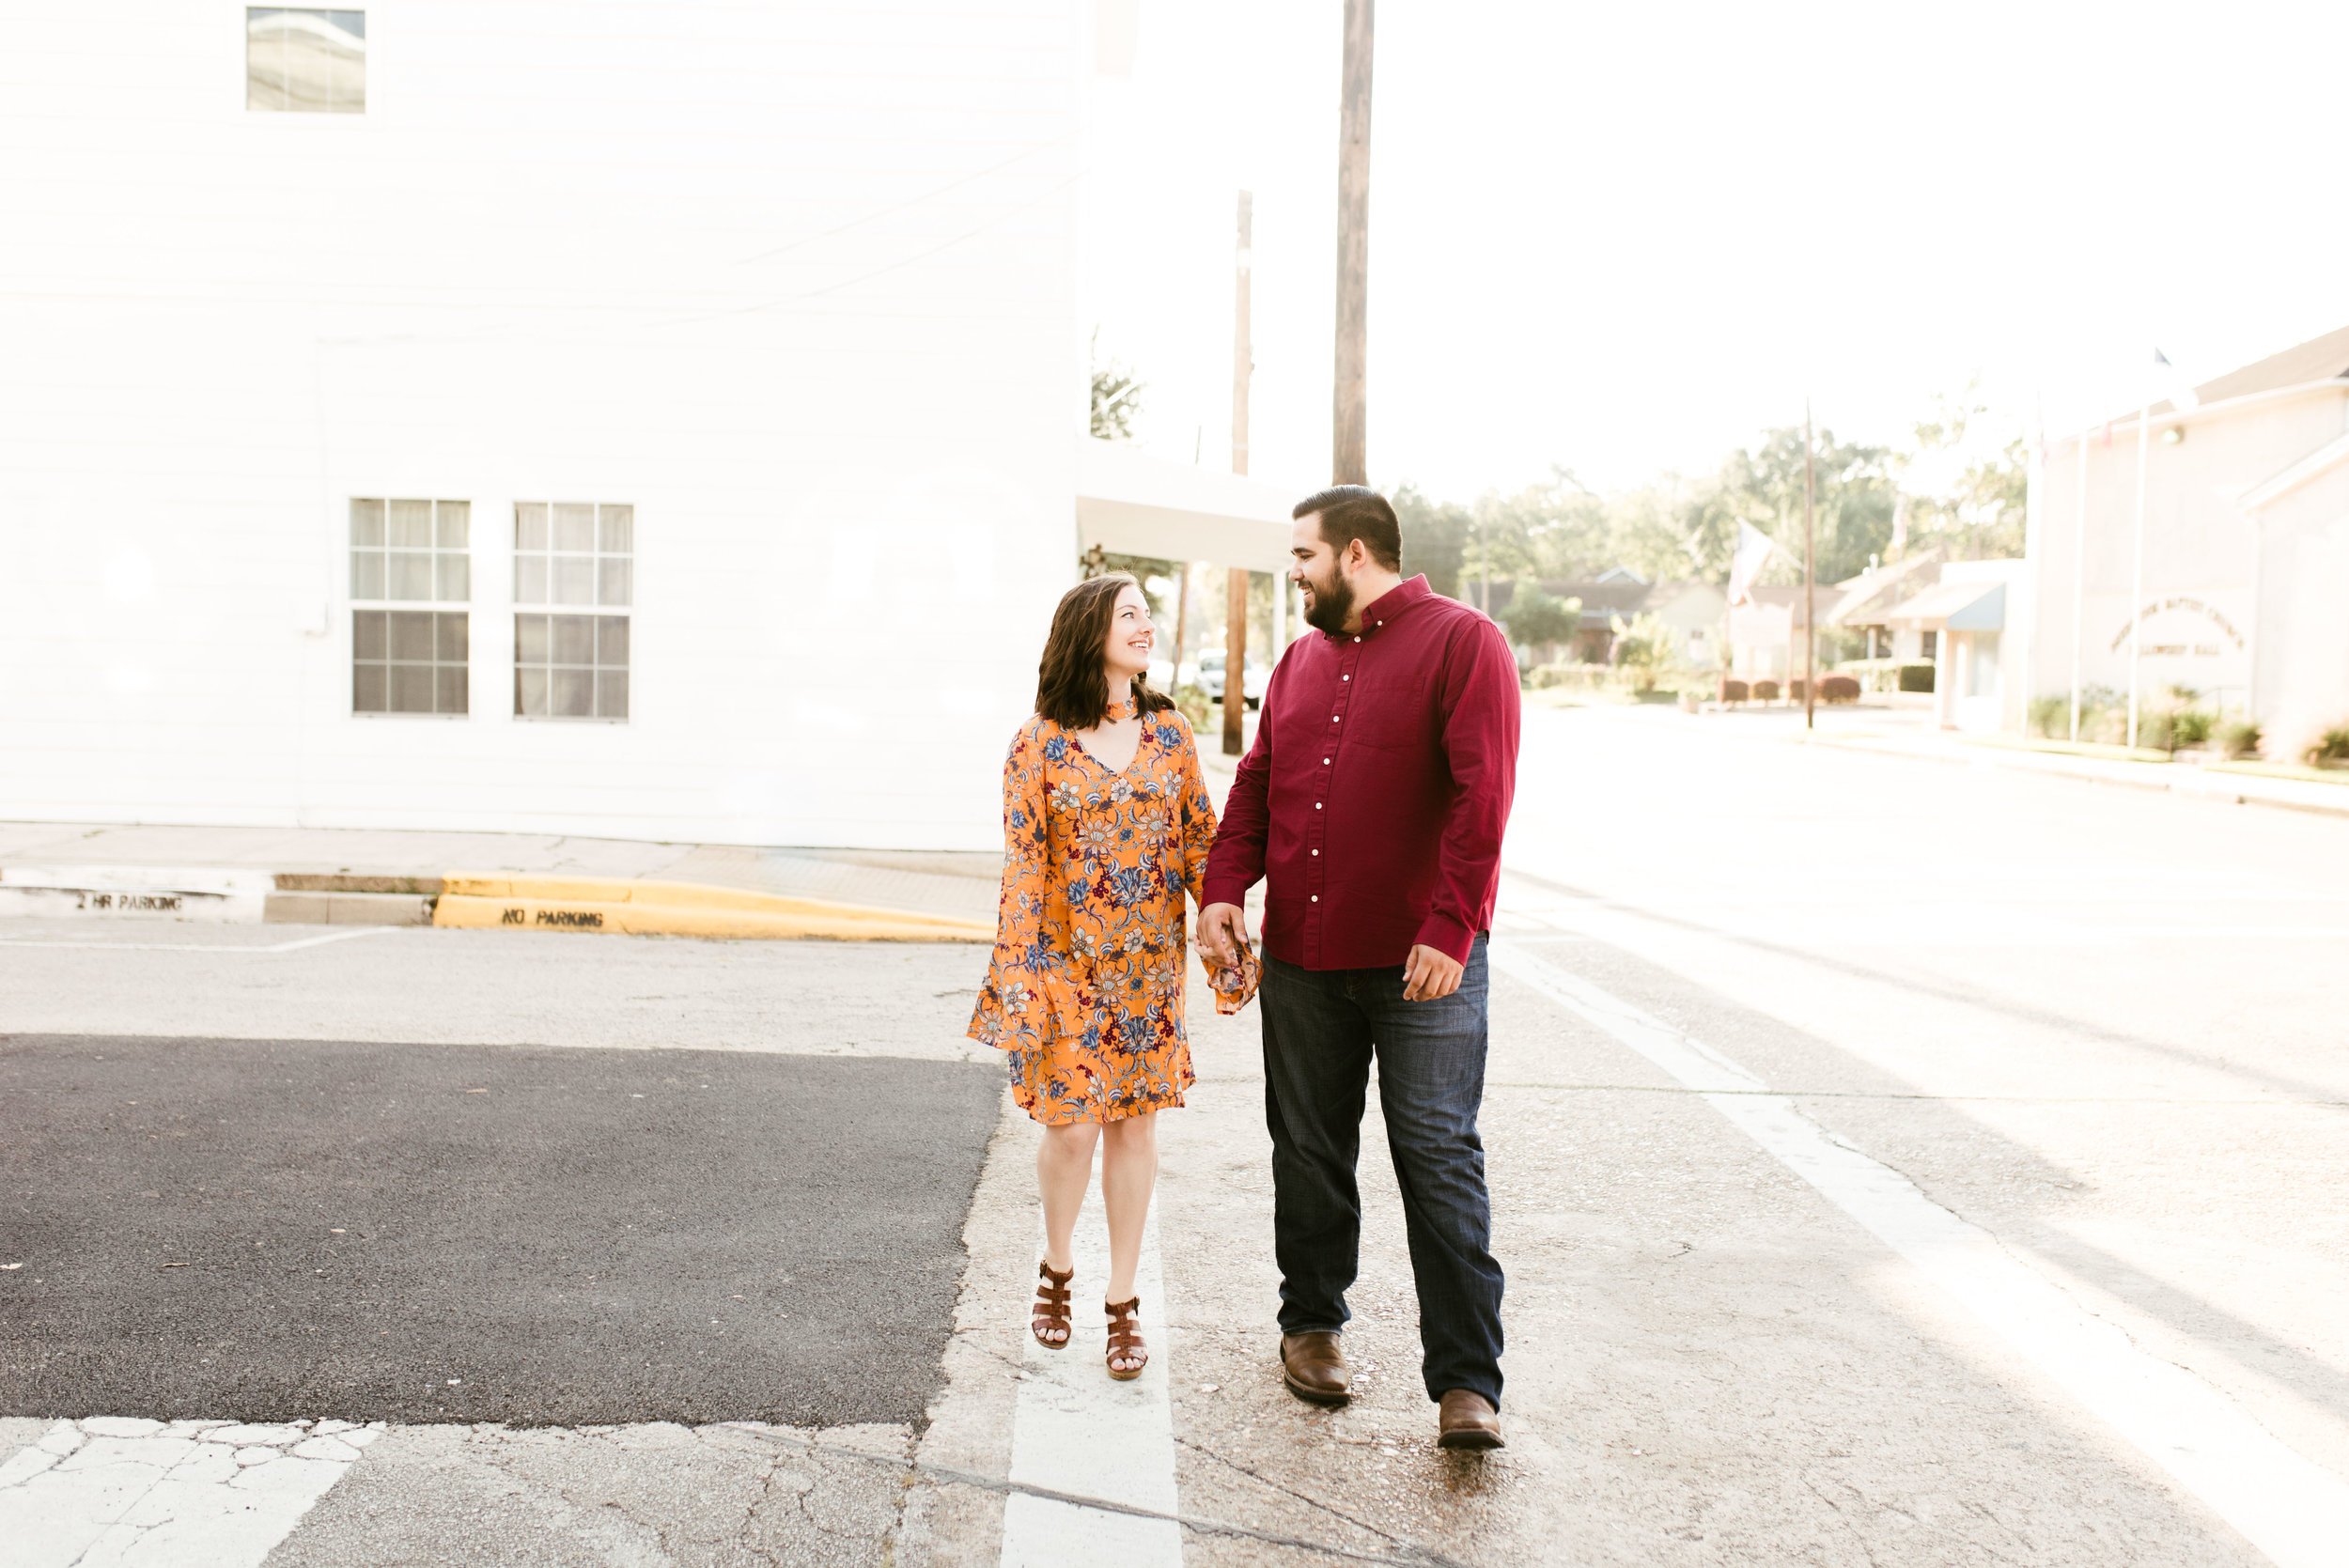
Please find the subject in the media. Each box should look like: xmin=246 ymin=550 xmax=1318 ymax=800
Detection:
xmin=1198 ymin=902 xmax=1248 ymax=967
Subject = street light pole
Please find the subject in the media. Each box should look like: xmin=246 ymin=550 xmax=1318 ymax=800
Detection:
xmin=1332 ymin=0 xmax=1372 ymax=487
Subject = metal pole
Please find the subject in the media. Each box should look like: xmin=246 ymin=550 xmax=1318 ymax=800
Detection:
xmin=1224 ymin=567 xmax=1247 ymax=755
xmin=1803 ymin=406 xmax=1816 ymax=731
xmin=2070 ymin=427 xmax=2088 ymax=741
xmin=2126 ymin=401 xmax=2149 ymax=748
xmin=1331 ymin=0 xmax=1372 ymax=485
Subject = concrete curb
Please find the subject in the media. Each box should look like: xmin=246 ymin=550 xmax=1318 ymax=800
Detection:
xmin=1797 ymin=733 xmax=2349 ymax=821
xmin=431 ymin=874 xmax=994 ymax=943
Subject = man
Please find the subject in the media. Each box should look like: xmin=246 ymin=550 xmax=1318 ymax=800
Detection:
xmin=1199 ymin=485 xmax=1519 ymax=1451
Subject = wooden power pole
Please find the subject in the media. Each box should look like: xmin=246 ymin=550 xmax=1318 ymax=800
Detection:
xmin=1802 ymin=405 xmax=1817 ymax=731
xmin=1224 ymin=192 xmax=1253 ymax=756
xmin=1332 ymin=0 xmax=1373 ymax=486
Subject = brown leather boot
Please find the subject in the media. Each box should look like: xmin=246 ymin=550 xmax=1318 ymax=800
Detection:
xmin=1280 ymin=1331 xmax=1351 ymax=1405
xmin=1437 ymin=1389 xmax=1504 ymax=1450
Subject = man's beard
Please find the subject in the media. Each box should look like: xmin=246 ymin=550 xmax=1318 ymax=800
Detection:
xmin=1301 ymin=565 xmax=1355 ymax=634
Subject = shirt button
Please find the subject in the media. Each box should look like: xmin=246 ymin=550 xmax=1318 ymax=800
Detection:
xmin=1342 ymin=675 xmax=1350 ymax=681
xmin=1315 ymin=802 xmax=1323 ymax=809
xmin=1311 ymin=895 xmax=1319 ymax=902
xmin=1311 ymin=848 xmax=1319 ymax=856
xmin=1352 ymin=636 xmax=1361 ymax=643
xmin=1322 ymin=757 xmax=1330 ymax=765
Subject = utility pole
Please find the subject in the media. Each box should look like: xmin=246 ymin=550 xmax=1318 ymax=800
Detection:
xmin=1171 ymin=566 xmax=1190 ymax=691
xmin=1224 ymin=191 xmax=1253 ymax=756
xmin=2125 ymin=398 xmax=2150 ymax=750
xmin=1331 ymin=0 xmax=1372 ymax=486
xmin=1802 ymin=406 xmax=1816 ymax=732
xmin=2069 ymin=427 xmax=2088 ymax=741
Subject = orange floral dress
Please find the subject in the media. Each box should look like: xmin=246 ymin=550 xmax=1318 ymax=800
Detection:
xmin=969 ymin=700 xmax=1219 ymax=1125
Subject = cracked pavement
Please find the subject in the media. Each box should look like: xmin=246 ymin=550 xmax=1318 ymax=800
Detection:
xmin=5 ymin=704 xmax=2349 ymax=1562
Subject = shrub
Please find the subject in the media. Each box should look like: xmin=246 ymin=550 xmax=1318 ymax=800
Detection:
xmin=1721 ymin=679 xmax=1750 ymax=704
xmin=2171 ymin=707 xmax=2214 ymax=747
xmin=2029 ymin=695 xmax=2068 ymax=737
xmin=2307 ymin=725 xmax=2349 ymax=767
xmin=1820 ymin=675 xmax=1860 ymax=704
xmin=1752 ymin=679 xmax=1781 ymax=701
xmin=2218 ymin=719 xmax=2262 ymax=759
xmin=2137 ymin=710 xmax=2175 ymax=752
xmin=1898 ymin=662 xmax=1936 ymax=692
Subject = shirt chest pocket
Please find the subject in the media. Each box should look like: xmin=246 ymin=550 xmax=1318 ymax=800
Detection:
xmin=1344 ymin=674 xmax=1432 ymax=753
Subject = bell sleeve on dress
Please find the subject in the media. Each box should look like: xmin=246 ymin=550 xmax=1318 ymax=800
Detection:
xmin=969 ymin=720 xmax=1085 ymax=1052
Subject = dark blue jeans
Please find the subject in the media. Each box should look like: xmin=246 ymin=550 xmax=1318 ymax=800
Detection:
xmin=1259 ymin=936 xmax=1504 ymax=1407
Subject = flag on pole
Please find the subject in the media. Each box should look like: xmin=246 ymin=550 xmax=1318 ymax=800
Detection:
xmin=1726 ymin=520 xmax=1778 ymax=608
xmin=2154 ymin=348 xmax=2198 ymax=411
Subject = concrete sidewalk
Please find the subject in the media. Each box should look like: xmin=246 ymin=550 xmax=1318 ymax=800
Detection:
xmin=0 ymin=821 xmax=1002 ymax=932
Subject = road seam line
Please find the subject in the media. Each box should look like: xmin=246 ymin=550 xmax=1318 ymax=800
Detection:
xmin=1492 ymin=937 xmax=2349 ymax=1568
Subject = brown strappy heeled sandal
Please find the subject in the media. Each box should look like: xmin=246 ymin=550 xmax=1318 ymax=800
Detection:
xmin=1031 ymin=1261 xmax=1074 ymax=1350
xmin=1105 ymin=1296 xmax=1147 ymax=1380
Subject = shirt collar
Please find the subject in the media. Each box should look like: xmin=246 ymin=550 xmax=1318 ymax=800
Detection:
xmin=1341 ymin=574 xmax=1430 ymax=639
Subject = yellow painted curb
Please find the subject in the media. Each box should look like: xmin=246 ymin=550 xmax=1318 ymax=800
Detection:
xmin=432 ymin=873 xmax=992 ymax=943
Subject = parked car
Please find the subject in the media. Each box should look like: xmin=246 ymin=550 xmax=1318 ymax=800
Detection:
xmin=1194 ymin=649 xmax=1268 ymax=709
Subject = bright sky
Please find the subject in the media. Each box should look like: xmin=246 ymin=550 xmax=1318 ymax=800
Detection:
xmin=1082 ymin=1 xmax=2349 ymax=502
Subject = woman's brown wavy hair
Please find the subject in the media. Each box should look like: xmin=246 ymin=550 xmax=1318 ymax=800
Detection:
xmin=1034 ymin=573 xmax=1174 ymax=729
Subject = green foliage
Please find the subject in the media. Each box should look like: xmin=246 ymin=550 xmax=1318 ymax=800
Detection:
xmin=2218 ymin=719 xmax=2263 ymax=759
xmin=1893 ymin=383 xmax=2030 ymax=562
xmin=2308 ymin=725 xmax=2349 ymax=766
xmin=2029 ymin=695 xmax=2068 ymax=737
xmin=1752 ymin=678 xmax=1779 ymax=701
xmin=1899 ymin=662 xmax=1936 ymax=692
xmin=1089 ymin=333 xmax=1143 ymax=441
xmin=2171 ymin=707 xmax=2214 ymax=747
xmin=1722 ymin=679 xmax=1750 ymax=704
xmin=1820 ymin=675 xmax=1861 ymax=704
xmin=1391 ymin=484 xmax=1473 ymax=599
xmin=1500 ymin=585 xmax=1581 ymax=648
xmin=1610 ymin=611 xmax=1677 ymax=694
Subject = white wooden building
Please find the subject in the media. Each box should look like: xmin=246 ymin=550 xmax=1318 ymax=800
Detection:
xmin=0 ymin=3 xmax=1291 ymax=850
xmin=2028 ymin=327 xmax=2349 ymax=757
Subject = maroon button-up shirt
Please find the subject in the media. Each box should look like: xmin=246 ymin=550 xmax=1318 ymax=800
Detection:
xmin=1202 ymin=575 xmax=1519 ymax=970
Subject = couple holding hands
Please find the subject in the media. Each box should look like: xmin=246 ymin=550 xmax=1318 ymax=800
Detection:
xmin=968 ymin=486 xmax=1520 ymax=1452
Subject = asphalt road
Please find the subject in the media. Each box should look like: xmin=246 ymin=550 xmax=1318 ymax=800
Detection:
xmin=4 ymin=702 xmax=2348 ymax=1566
xmin=0 ymin=1033 xmax=998 ymax=1426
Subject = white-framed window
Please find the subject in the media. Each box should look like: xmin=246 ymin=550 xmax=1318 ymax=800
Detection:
xmin=514 ymin=503 xmax=631 ymax=721
xmin=247 ymin=8 xmax=366 ymax=114
xmin=350 ymin=498 xmax=469 ymax=716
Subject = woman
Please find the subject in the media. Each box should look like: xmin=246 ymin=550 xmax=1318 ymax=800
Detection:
xmin=969 ymin=573 xmax=1225 ymax=1381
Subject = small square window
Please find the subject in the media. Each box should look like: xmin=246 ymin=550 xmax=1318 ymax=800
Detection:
xmin=247 ymin=8 xmax=366 ymax=115
xmin=353 ymin=611 xmax=467 ymax=715
xmin=515 ymin=613 xmax=630 ymax=722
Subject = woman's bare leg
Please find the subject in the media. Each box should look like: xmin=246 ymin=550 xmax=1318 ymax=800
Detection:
xmin=1037 ymin=1120 xmax=1101 ymax=1280
xmin=1099 ymin=1110 xmax=1159 ymax=1308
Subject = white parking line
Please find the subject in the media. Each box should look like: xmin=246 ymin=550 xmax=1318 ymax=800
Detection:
xmin=999 ymin=1185 xmax=1181 ymax=1567
xmin=0 ymin=926 xmax=398 ymax=954
xmin=1492 ymin=939 xmax=2349 ymax=1568
xmin=0 ymin=1418 xmax=376 ymax=1567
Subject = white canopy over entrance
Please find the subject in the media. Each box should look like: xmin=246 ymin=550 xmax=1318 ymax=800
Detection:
xmin=1073 ymin=438 xmax=1298 ymax=573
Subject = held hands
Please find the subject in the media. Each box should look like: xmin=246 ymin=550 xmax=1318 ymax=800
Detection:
xmin=1198 ymin=902 xmax=1249 ymax=969
xmin=1201 ymin=902 xmax=1462 ymax=1004
xmin=1401 ymin=944 xmax=1465 ymax=1001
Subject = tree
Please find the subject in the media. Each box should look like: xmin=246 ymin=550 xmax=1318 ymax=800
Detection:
xmin=1500 ymin=584 xmax=1581 ymax=651
xmin=1391 ymin=483 xmax=1472 ymax=599
xmin=1894 ymin=384 xmax=2027 ymax=560
xmin=1089 ymin=332 xmax=1143 ymax=441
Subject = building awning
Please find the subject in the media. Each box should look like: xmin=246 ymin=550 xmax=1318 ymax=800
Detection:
xmin=1074 ymin=438 xmax=1298 ymax=572
xmin=1885 ymin=581 xmax=2004 ymax=629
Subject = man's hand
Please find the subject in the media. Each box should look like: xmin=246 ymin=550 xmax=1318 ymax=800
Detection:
xmin=1198 ymin=902 xmax=1249 ymax=968
xmin=1400 ymin=944 xmax=1464 ymax=1001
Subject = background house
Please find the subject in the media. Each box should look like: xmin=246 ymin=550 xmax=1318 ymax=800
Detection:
xmin=2028 ymin=326 xmax=2349 ymax=756
xmin=0 ymin=2 xmax=1289 ymax=850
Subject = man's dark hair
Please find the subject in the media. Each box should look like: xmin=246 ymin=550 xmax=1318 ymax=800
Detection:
xmin=1293 ymin=486 xmax=1402 ymax=572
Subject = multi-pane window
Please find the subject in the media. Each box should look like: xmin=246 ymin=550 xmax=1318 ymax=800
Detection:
xmin=351 ymin=499 xmax=469 ymax=716
xmin=247 ymin=8 xmax=366 ymax=113
xmin=514 ymin=503 xmax=632 ymax=721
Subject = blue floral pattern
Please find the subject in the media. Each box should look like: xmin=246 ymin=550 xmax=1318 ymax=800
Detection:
xmin=969 ymin=702 xmax=1221 ymax=1125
